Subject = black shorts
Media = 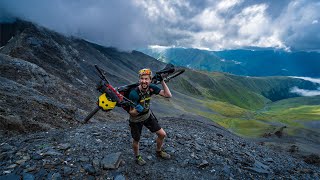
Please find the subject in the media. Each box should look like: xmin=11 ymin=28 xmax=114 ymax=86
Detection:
xmin=129 ymin=114 xmax=161 ymax=142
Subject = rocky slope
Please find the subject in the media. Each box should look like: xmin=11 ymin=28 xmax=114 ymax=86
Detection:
xmin=0 ymin=20 xmax=184 ymax=135
xmin=1 ymin=116 xmax=319 ymax=179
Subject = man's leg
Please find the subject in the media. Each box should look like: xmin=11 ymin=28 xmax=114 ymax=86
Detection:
xmin=155 ymin=128 xmax=166 ymax=151
xmin=144 ymin=114 xmax=171 ymax=160
xmin=155 ymin=128 xmax=171 ymax=159
xmin=133 ymin=139 xmax=146 ymax=165
xmin=132 ymin=140 xmax=140 ymax=156
xmin=129 ymin=121 xmax=146 ymax=165
xmin=129 ymin=121 xmax=143 ymax=155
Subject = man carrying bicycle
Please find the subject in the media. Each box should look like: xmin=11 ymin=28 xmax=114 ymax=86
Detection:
xmin=128 ymin=68 xmax=172 ymax=166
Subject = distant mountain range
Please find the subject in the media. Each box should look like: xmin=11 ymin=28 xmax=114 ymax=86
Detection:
xmin=139 ymin=47 xmax=320 ymax=77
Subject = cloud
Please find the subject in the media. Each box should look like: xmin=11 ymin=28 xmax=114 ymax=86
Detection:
xmin=216 ymin=0 xmax=243 ymax=12
xmin=0 ymin=0 xmax=152 ymax=50
xmin=289 ymin=76 xmax=320 ymax=97
xmin=1 ymin=0 xmax=319 ymax=51
xmin=275 ymin=0 xmax=320 ymax=51
xmin=290 ymin=76 xmax=320 ymax=84
xmin=290 ymin=87 xmax=320 ymax=97
xmin=229 ymin=4 xmax=283 ymax=48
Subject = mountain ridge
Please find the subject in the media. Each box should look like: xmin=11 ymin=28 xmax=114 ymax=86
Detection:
xmin=139 ymin=47 xmax=320 ymax=77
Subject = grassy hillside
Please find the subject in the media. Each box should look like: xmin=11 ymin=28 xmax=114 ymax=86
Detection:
xmin=168 ymin=69 xmax=320 ymax=138
xmin=184 ymin=96 xmax=320 ymax=138
xmin=170 ymin=69 xmax=318 ymax=109
xmin=256 ymin=96 xmax=320 ymax=127
xmin=170 ymin=70 xmax=266 ymax=110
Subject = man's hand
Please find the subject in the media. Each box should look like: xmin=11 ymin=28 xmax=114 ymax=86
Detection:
xmin=135 ymin=104 xmax=144 ymax=113
xmin=155 ymin=74 xmax=163 ymax=82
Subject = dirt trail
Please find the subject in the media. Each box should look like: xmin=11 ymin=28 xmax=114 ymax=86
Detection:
xmin=1 ymin=116 xmax=319 ymax=179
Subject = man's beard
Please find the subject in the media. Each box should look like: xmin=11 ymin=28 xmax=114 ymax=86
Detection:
xmin=141 ymin=83 xmax=149 ymax=90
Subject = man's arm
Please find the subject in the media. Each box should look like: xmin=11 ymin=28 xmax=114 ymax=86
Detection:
xmin=129 ymin=106 xmax=139 ymax=116
xmin=159 ymin=80 xmax=172 ymax=98
xmin=128 ymin=90 xmax=140 ymax=116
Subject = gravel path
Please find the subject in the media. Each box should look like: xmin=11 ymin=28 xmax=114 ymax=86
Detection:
xmin=1 ymin=116 xmax=319 ymax=180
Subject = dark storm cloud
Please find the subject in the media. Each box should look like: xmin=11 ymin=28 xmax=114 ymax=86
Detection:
xmin=0 ymin=0 xmax=152 ymax=50
xmin=242 ymin=0 xmax=291 ymax=18
xmin=276 ymin=0 xmax=320 ymax=51
xmin=1 ymin=0 xmax=319 ymax=51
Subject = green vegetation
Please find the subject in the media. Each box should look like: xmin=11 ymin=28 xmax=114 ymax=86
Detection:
xmin=191 ymin=99 xmax=320 ymax=137
xmin=171 ymin=70 xmax=271 ymax=110
xmin=266 ymin=96 xmax=320 ymax=111
xmin=255 ymin=96 xmax=320 ymax=127
xmin=189 ymin=100 xmax=272 ymax=137
xmin=170 ymin=69 xmax=320 ymax=138
xmin=204 ymin=100 xmax=249 ymax=117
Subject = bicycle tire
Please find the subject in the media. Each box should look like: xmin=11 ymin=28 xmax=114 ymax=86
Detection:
xmin=152 ymin=68 xmax=185 ymax=84
xmin=83 ymin=106 xmax=100 ymax=124
xmin=164 ymin=68 xmax=185 ymax=82
xmin=94 ymin=64 xmax=110 ymax=84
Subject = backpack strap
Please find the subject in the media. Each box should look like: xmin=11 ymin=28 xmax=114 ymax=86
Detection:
xmin=136 ymin=86 xmax=152 ymax=98
xmin=135 ymin=86 xmax=151 ymax=116
xmin=135 ymin=86 xmax=142 ymax=104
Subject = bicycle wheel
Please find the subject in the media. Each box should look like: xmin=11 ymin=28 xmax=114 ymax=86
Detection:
xmin=163 ymin=68 xmax=185 ymax=82
xmin=82 ymin=106 xmax=100 ymax=124
xmin=153 ymin=68 xmax=185 ymax=84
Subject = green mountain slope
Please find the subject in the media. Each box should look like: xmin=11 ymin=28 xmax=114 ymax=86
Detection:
xmin=167 ymin=69 xmax=319 ymax=138
xmin=170 ymin=70 xmax=318 ymax=110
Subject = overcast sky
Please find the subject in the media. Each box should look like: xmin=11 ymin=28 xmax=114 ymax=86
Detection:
xmin=1 ymin=0 xmax=319 ymax=51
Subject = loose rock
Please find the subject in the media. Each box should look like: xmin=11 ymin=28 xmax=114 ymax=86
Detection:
xmin=101 ymin=152 xmax=122 ymax=170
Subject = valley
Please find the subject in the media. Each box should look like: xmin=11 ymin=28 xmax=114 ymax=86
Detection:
xmin=139 ymin=46 xmax=320 ymax=154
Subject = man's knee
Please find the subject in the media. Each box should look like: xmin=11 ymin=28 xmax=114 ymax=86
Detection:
xmin=130 ymin=127 xmax=141 ymax=142
xmin=132 ymin=135 xmax=141 ymax=142
xmin=156 ymin=128 xmax=166 ymax=139
xmin=132 ymin=140 xmax=139 ymax=147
